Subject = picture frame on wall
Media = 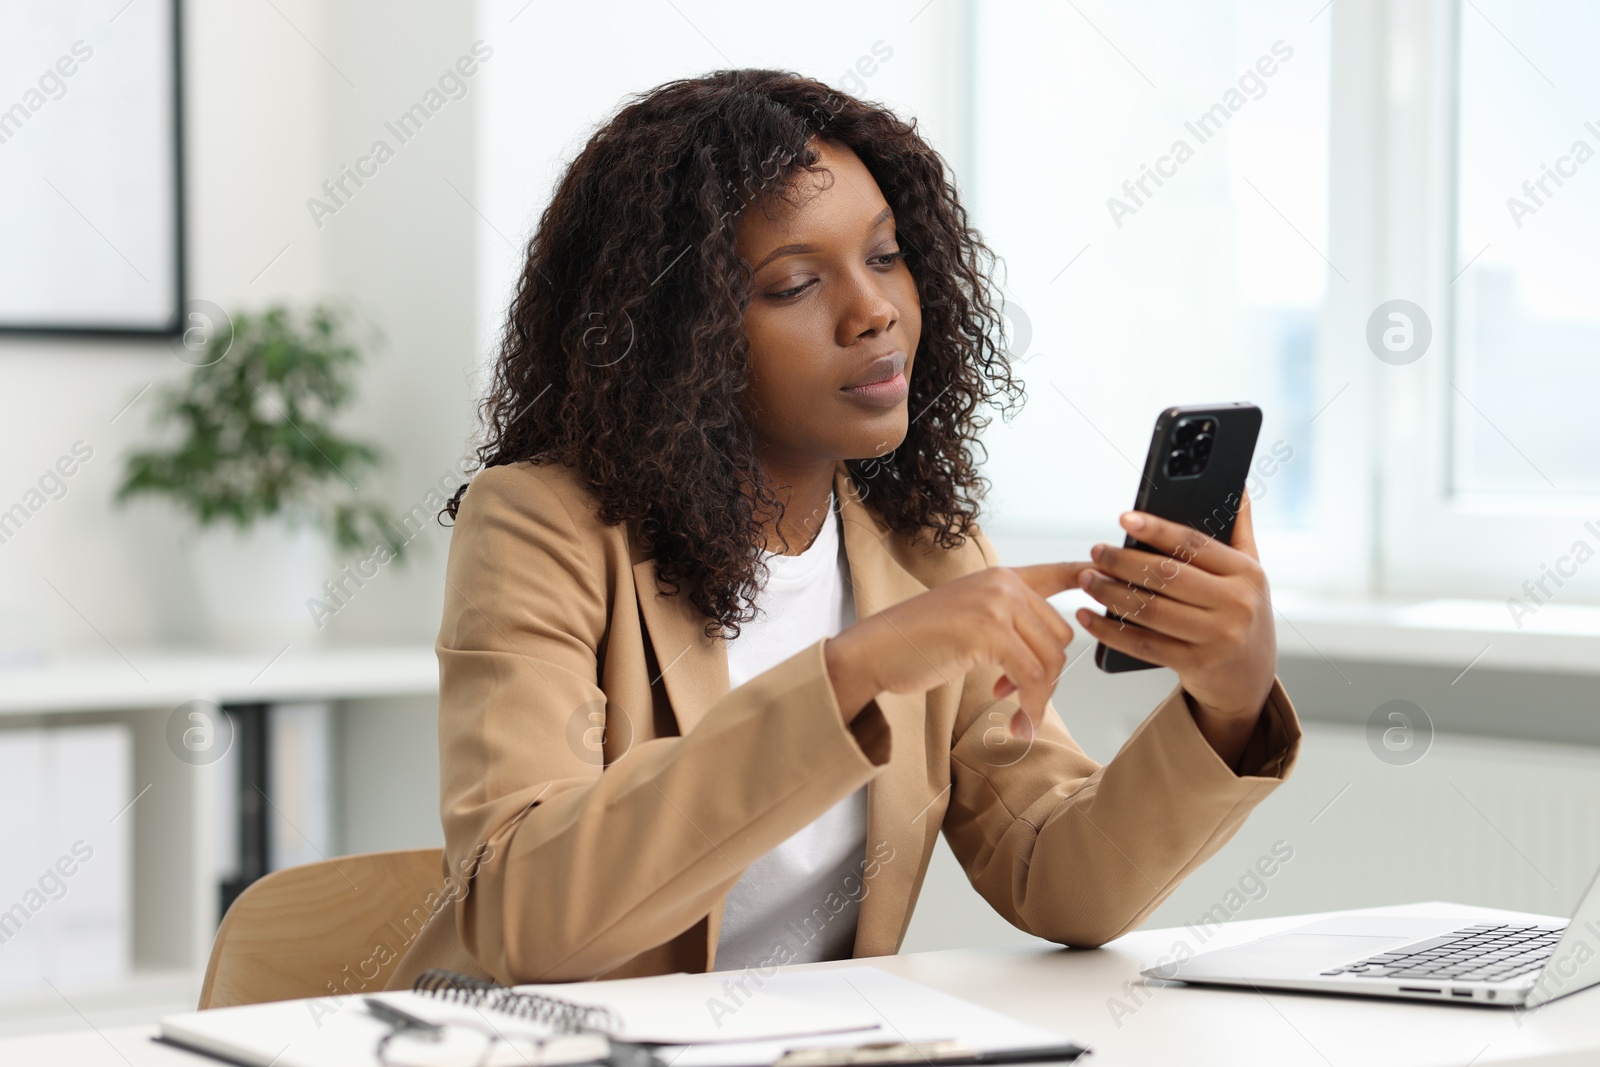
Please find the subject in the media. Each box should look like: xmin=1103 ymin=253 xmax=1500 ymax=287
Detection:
xmin=0 ymin=0 xmax=184 ymax=337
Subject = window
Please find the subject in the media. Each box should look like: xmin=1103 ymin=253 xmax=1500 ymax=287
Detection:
xmin=969 ymin=0 xmax=1337 ymax=586
xmin=972 ymin=0 xmax=1600 ymax=608
xmin=1452 ymin=3 xmax=1600 ymax=497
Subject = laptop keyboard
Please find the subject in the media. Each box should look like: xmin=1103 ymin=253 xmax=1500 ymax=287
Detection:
xmin=1321 ymin=922 xmax=1566 ymax=983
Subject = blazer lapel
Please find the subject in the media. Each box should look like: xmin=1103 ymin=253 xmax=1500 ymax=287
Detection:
xmin=631 ymin=559 xmax=732 ymax=968
xmin=632 ymin=556 xmax=729 ymax=739
xmin=833 ymin=463 xmax=941 ymax=959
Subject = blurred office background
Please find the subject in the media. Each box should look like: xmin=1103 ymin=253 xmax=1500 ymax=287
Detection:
xmin=2 ymin=0 xmax=1598 ymax=1038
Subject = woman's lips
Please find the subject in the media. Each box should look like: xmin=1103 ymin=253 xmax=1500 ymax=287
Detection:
xmin=841 ymin=371 xmax=909 ymax=408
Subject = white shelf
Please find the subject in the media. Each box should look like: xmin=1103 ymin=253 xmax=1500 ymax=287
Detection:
xmin=0 ymin=644 xmax=437 ymax=715
xmin=1273 ymin=592 xmax=1600 ymax=675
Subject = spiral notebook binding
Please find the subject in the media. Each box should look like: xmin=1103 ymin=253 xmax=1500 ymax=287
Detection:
xmin=411 ymin=967 xmax=623 ymax=1035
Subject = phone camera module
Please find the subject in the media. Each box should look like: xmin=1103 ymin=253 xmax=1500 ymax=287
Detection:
xmin=1164 ymin=418 xmax=1216 ymax=479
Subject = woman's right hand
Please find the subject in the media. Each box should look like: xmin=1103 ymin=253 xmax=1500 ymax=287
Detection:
xmin=823 ymin=561 xmax=1091 ymax=738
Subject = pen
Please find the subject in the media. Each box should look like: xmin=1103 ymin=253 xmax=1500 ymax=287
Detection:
xmin=773 ymin=1039 xmax=1089 ymax=1067
xmin=967 ymin=1043 xmax=1089 ymax=1064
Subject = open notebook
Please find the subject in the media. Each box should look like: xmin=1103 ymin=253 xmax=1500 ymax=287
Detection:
xmin=158 ymin=966 xmax=1086 ymax=1067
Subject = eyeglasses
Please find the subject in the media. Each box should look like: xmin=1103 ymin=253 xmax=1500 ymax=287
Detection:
xmin=366 ymin=996 xmax=619 ymax=1067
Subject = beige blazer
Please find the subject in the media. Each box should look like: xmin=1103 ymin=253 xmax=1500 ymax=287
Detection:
xmin=387 ymin=458 xmax=1301 ymax=988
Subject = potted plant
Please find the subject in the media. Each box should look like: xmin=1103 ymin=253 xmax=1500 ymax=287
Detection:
xmin=116 ymin=303 xmax=406 ymax=648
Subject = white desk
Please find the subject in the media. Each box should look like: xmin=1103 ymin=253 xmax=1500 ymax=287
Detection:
xmin=6 ymin=902 xmax=1596 ymax=1066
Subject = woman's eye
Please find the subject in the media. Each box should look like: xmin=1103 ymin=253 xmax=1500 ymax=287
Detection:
xmin=769 ymin=279 xmax=814 ymax=300
xmin=761 ymin=259 xmax=902 ymax=303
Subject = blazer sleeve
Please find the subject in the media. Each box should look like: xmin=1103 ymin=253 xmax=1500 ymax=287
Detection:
xmin=438 ymin=465 xmax=892 ymax=983
xmin=940 ymin=526 xmax=1302 ymax=948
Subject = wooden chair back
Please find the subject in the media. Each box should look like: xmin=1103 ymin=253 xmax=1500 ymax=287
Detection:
xmin=199 ymin=848 xmax=445 ymax=1009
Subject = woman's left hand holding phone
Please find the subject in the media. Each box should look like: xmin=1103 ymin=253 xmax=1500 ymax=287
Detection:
xmin=1071 ymin=489 xmax=1278 ymax=768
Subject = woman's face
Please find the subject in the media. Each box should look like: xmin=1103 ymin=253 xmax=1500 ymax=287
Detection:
xmin=735 ymin=138 xmax=922 ymax=476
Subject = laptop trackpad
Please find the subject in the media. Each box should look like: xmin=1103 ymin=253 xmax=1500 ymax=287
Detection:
xmin=1170 ymin=933 xmax=1405 ymax=981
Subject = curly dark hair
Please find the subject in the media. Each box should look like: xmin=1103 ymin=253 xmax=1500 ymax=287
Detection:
xmin=448 ymin=68 xmax=1024 ymax=639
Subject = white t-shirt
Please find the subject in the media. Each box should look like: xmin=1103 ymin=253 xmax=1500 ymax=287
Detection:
xmin=714 ymin=493 xmax=868 ymax=973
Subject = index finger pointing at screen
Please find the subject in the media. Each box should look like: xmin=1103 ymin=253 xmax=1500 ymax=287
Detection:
xmin=1013 ymin=561 xmax=1095 ymax=598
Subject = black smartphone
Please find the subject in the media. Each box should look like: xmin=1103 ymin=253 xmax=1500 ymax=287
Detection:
xmin=1094 ymin=403 xmax=1263 ymax=673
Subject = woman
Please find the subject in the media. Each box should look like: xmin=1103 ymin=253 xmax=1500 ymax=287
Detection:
xmin=388 ymin=69 xmax=1300 ymax=988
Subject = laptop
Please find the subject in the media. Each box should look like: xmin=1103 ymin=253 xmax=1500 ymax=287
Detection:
xmin=1142 ymin=862 xmax=1600 ymax=1007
